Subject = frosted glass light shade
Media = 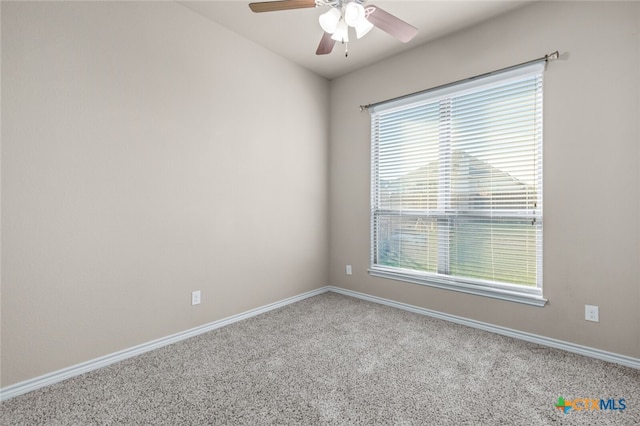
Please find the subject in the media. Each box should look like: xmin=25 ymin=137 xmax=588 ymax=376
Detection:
xmin=344 ymin=2 xmax=365 ymax=27
xmin=355 ymin=19 xmax=374 ymax=39
xmin=331 ymin=21 xmax=349 ymax=42
xmin=319 ymin=8 xmax=341 ymax=34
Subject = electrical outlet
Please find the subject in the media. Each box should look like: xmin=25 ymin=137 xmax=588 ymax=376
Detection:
xmin=192 ymin=290 xmax=201 ymax=306
xmin=346 ymin=265 xmax=352 ymax=275
xmin=585 ymin=305 xmax=599 ymax=322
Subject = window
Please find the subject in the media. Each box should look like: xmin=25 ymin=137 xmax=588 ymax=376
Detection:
xmin=369 ymin=62 xmax=545 ymax=306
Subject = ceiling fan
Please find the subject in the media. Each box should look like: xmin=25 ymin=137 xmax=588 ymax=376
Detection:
xmin=248 ymin=0 xmax=418 ymax=56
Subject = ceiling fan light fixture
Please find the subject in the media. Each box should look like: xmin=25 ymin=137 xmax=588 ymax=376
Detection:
xmin=344 ymin=2 xmax=365 ymax=27
xmin=331 ymin=20 xmax=349 ymax=43
xmin=354 ymin=18 xmax=373 ymax=39
xmin=319 ymin=7 xmax=341 ymax=34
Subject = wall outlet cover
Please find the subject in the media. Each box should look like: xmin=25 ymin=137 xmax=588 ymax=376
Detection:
xmin=585 ymin=304 xmax=599 ymax=322
xmin=192 ymin=290 xmax=201 ymax=306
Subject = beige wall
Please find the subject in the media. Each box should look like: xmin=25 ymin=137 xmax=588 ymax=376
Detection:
xmin=1 ymin=1 xmax=329 ymax=387
xmin=329 ymin=1 xmax=640 ymax=358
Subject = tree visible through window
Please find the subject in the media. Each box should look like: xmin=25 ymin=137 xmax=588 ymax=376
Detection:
xmin=369 ymin=62 xmax=545 ymax=305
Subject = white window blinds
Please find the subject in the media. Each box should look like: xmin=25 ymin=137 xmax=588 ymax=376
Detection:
xmin=369 ymin=62 xmax=545 ymax=305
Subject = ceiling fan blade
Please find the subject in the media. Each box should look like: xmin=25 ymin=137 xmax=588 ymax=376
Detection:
xmin=316 ymin=32 xmax=336 ymax=55
xmin=366 ymin=5 xmax=418 ymax=43
xmin=249 ymin=0 xmax=316 ymax=13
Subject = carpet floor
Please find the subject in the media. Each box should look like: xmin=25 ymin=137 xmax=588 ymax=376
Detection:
xmin=1 ymin=292 xmax=639 ymax=425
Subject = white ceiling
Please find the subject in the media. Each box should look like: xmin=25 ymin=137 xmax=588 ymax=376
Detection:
xmin=178 ymin=1 xmax=533 ymax=80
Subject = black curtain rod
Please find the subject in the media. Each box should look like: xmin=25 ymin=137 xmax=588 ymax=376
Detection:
xmin=359 ymin=50 xmax=559 ymax=112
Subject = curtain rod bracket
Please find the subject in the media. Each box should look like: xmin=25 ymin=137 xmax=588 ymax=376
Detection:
xmin=545 ymin=50 xmax=559 ymax=62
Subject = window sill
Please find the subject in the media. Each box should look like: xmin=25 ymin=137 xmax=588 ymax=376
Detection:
xmin=368 ymin=268 xmax=547 ymax=307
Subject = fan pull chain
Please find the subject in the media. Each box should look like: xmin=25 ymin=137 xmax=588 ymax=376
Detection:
xmin=344 ymin=42 xmax=348 ymax=57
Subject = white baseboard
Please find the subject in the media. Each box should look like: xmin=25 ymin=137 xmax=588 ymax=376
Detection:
xmin=3 ymin=285 xmax=638 ymax=402
xmin=0 ymin=287 xmax=328 ymax=402
xmin=327 ymin=286 xmax=640 ymax=370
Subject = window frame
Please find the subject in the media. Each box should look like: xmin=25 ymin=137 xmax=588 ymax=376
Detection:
xmin=368 ymin=62 xmax=546 ymax=307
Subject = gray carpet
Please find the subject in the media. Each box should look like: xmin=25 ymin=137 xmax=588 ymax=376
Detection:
xmin=1 ymin=292 xmax=639 ymax=425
